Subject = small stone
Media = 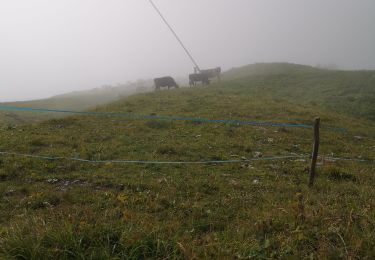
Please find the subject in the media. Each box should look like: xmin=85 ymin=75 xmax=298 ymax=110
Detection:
xmin=5 ymin=190 xmax=15 ymax=196
xmin=229 ymin=180 xmax=238 ymax=185
xmin=47 ymin=179 xmax=59 ymax=184
xmin=241 ymin=163 xmax=254 ymax=169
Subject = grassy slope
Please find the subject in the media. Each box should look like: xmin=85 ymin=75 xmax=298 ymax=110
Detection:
xmin=0 ymin=83 xmax=152 ymax=125
xmin=223 ymin=63 xmax=375 ymax=120
xmin=2 ymin=63 xmax=374 ymax=125
xmin=0 ymin=64 xmax=374 ymax=258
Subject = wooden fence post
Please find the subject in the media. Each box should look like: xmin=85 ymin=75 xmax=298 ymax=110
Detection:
xmin=309 ymin=118 xmax=320 ymax=187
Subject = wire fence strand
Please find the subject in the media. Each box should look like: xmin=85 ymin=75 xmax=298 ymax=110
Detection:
xmin=0 ymin=151 xmax=309 ymax=165
xmin=0 ymin=105 xmax=348 ymax=131
xmin=0 ymin=151 xmax=373 ymax=165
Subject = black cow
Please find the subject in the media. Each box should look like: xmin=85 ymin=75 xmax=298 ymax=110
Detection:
xmin=189 ymin=73 xmax=210 ymax=86
xmin=200 ymin=67 xmax=221 ymax=81
xmin=154 ymin=76 xmax=179 ymax=91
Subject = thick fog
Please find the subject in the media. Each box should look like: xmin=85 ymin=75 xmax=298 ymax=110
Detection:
xmin=1 ymin=0 xmax=375 ymax=101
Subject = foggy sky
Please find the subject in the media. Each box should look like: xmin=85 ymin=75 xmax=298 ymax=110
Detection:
xmin=1 ymin=0 xmax=375 ymax=101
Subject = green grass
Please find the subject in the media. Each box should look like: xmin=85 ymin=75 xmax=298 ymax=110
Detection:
xmin=223 ymin=63 xmax=375 ymax=120
xmin=0 ymin=63 xmax=374 ymax=259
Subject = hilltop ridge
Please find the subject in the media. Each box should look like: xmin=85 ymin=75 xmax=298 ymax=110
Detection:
xmin=221 ymin=63 xmax=375 ymax=120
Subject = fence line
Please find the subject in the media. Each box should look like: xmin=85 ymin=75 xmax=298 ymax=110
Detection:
xmin=0 ymin=151 xmax=310 ymax=165
xmin=322 ymin=156 xmax=375 ymax=163
xmin=0 ymin=105 xmax=346 ymax=131
xmin=0 ymin=151 xmax=373 ymax=165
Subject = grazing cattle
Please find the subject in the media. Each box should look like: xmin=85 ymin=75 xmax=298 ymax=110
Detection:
xmin=189 ymin=73 xmax=210 ymax=86
xmin=200 ymin=67 xmax=221 ymax=81
xmin=154 ymin=76 xmax=179 ymax=91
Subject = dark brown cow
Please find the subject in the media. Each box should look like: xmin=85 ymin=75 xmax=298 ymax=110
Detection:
xmin=189 ymin=73 xmax=210 ymax=86
xmin=154 ymin=76 xmax=179 ymax=91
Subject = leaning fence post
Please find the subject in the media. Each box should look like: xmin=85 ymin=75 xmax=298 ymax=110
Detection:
xmin=309 ymin=118 xmax=320 ymax=187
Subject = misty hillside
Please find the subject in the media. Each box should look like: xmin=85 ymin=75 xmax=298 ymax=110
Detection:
xmin=222 ymin=63 xmax=375 ymax=120
xmin=0 ymin=71 xmax=374 ymax=258
xmin=0 ymin=80 xmax=153 ymax=124
xmin=2 ymin=0 xmax=375 ymax=257
xmin=1 ymin=63 xmax=374 ymax=125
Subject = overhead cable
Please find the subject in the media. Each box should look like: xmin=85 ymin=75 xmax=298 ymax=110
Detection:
xmin=147 ymin=0 xmax=201 ymax=71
